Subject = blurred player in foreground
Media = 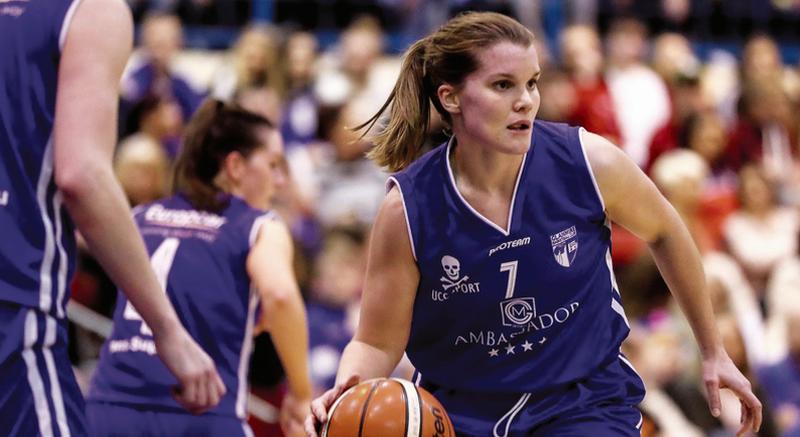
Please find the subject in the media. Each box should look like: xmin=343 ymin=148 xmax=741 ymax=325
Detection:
xmin=0 ymin=0 xmax=223 ymax=434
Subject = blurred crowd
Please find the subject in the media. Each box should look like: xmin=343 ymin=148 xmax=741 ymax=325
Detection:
xmin=66 ymin=1 xmax=800 ymax=436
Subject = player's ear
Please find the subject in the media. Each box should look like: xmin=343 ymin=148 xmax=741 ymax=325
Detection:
xmin=221 ymin=151 xmax=246 ymax=182
xmin=437 ymin=83 xmax=461 ymax=115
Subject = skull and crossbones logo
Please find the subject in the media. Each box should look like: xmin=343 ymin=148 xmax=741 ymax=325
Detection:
xmin=440 ymin=255 xmax=469 ymax=290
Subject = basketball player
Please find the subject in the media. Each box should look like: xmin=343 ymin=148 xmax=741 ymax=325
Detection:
xmin=1 ymin=0 xmax=224 ymax=435
xmin=86 ymin=100 xmax=312 ymax=437
xmin=307 ymin=12 xmax=762 ymax=437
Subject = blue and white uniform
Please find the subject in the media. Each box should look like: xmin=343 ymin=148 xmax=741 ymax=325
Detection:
xmin=87 ymin=194 xmax=274 ymax=436
xmin=1 ymin=1 xmax=88 ymax=435
xmin=391 ymin=121 xmax=645 ymax=437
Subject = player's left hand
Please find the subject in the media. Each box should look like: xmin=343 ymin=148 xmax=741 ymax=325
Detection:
xmin=702 ymin=350 xmax=762 ymax=436
xmin=154 ymin=327 xmax=226 ymax=414
xmin=281 ymin=390 xmax=310 ymax=437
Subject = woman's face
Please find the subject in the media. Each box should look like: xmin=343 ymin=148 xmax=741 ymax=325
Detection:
xmin=447 ymin=41 xmax=541 ymax=156
xmin=689 ymin=116 xmax=725 ymax=163
xmin=238 ymin=31 xmax=274 ymax=75
xmin=739 ymin=166 xmax=773 ymax=213
xmin=236 ymin=128 xmax=286 ymax=210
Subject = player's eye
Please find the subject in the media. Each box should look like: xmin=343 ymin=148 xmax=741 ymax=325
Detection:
xmin=494 ymin=80 xmax=512 ymax=90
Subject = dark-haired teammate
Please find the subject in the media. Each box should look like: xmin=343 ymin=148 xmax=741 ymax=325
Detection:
xmin=87 ymin=100 xmax=311 ymax=437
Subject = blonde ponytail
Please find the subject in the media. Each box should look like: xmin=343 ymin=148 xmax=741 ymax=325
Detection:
xmin=359 ymin=38 xmax=431 ymax=172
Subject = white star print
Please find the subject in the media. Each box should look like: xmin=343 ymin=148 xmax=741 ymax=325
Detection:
xmin=505 ymin=344 xmax=515 ymax=355
xmin=521 ymin=341 xmax=533 ymax=351
xmin=489 ymin=348 xmax=499 ymax=357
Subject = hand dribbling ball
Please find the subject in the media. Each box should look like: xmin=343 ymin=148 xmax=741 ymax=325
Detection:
xmin=322 ymin=378 xmax=455 ymax=437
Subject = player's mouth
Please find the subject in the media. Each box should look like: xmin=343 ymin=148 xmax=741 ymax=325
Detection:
xmin=507 ymin=120 xmax=531 ymax=133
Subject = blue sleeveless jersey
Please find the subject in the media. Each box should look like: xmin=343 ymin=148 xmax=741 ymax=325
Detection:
xmin=392 ymin=121 xmax=637 ymax=394
xmin=88 ymin=195 xmax=274 ymax=419
xmin=0 ymin=0 xmax=82 ymax=317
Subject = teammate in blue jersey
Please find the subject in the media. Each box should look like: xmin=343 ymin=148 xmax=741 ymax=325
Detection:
xmin=307 ymin=11 xmax=762 ymax=437
xmin=86 ymin=99 xmax=312 ymax=437
xmin=1 ymin=0 xmax=224 ymax=435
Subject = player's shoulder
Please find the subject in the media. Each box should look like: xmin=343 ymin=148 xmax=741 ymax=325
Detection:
xmin=379 ymin=185 xmax=406 ymax=223
xmin=533 ymin=120 xmax=579 ymax=143
xmin=63 ymin=0 xmax=132 ymax=49
xmin=72 ymin=0 xmax=131 ymax=23
xmin=577 ymin=129 xmax=628 ymax=177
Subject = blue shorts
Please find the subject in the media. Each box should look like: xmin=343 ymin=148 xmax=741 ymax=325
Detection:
xmin=0 ymin=303 xmax=87 ymax=437
xmin=86 ymin=402 xmax=254 ymax=437
xmin=418 ymin=353 xmax=645 ymax=437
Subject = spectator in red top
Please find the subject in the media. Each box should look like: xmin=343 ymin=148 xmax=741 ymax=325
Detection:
xmin=560 ymin=24 xmax=622 ymax=145
xmin=645 ymin=33 xmax=707 ymax=174
xmin=727 ymin=79 xmax=796 ymax=178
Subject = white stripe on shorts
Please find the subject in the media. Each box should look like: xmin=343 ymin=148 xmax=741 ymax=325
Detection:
xmin=43 ymin=315 xmax=70 ymax=437
xmin=22 ymin=310 xmax=54 ymax=437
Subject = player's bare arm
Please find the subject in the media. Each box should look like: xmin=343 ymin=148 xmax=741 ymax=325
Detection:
xmin=248 ymin=218 xmax=312 ymax=436
xmin=339 ymin=186 xmax=419 ymax=382
xmin=581 ymin=129 xmax=762 ymax=435
xmin=55 ymin=0 xmax=224 ymax=414
xmin=306 ymin=187 xmax=418 ymax=437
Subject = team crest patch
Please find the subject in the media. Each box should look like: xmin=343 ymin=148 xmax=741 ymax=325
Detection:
xmin=550 ymin=226 xmax=578 ymax=267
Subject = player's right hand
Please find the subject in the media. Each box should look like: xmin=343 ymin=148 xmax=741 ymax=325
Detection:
xmin=154 ymin=328 xmax=226 ymax=414
xmin=305 ymin=375 xmax=360 ymax=437
xmin=282 ymin=390 xmax=311 ymax=437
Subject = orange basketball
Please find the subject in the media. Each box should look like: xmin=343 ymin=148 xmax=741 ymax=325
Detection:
xmin=321 ymin=378 xmax=456 ymax=437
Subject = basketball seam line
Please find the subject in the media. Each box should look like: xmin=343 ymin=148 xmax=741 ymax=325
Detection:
xmin=357 ymin=381 xmax=380 ymax=437
xmin=322 ymin=384 xmax=355 ymax=437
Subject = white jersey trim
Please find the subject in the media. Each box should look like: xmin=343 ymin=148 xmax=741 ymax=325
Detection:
xmin=240 ymin=211 xmax=278 ymax=417
xmin=445 ymin=137 xmax=525 ymax=237
xmin=386 ymin=177 xmax=418 ymax=262
xmin=37 ymin=138 xmax=56 ymax=313
xmin=248 ymin=211 xmax=279 ymax=247
xmin=605 ymin=246 xmax=620 ymax=294
xmin=23 ymin=311 xmax=54 ymax=437
xmin=236 ymin=290 xmax=259 ymax=419
xmin=242 ymin=422 xmax=255 ymax=437
xmin=53 ymin=192 xmax=68 ymax=318
xmin=611 ymin=297 xmax=630 ymax=328
xmin=492 ymin=392 xmax=531 ymax=437
xmin=619 ymin=353 xmax=646 ymax=392
xmin=59 ymin=0 xmax=84 ymax=50
xmin=577 ymin=127 xmax=606 ymax=211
